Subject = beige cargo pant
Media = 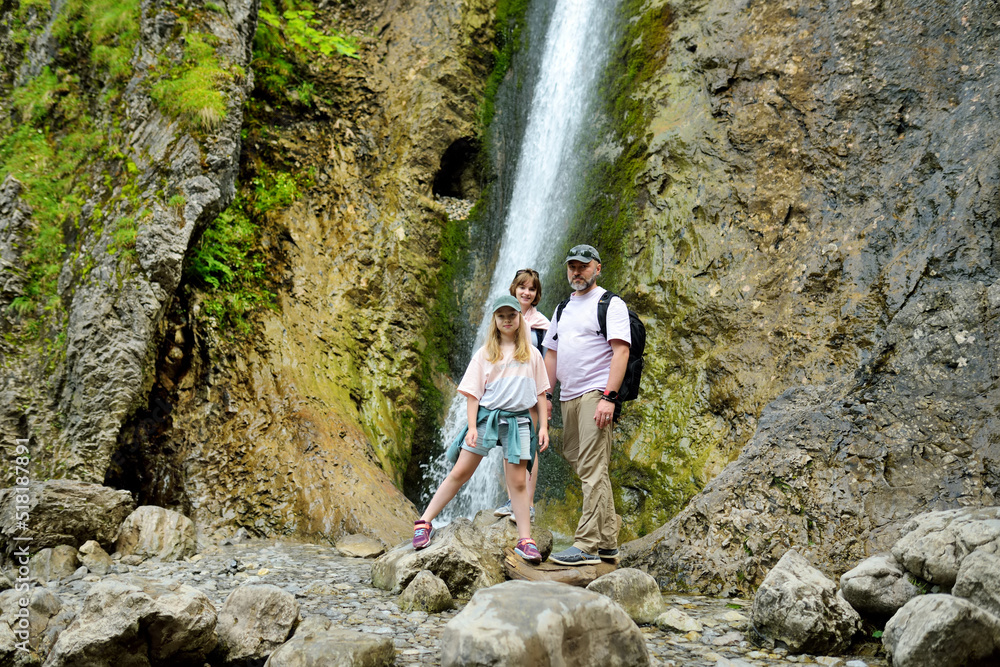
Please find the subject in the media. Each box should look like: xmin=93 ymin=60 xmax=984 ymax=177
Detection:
xmin=561 ymin=390 xmax=621 ymax=554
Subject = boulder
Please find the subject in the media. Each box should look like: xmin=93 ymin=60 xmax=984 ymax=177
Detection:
xmin=883 ymin=594 xmax=1000 ymax=667
xmin=115 ymin=506 xmax=197 ymax=561
xmin=441 ymin=580 xmax=650 ymax=666
xmin=371 ymin=518 xmax=504 ymax=598
xmin=263 ymin=616 xmax=395 ymax=667
xmin=398 ymin=570 xmax=454 ymax=613
xmin=335 ymin=534 xmax=385 ymax=559
xmin=953 ymin=549 xmax=1000 ymax=618
xmin=43 ymin=578 xmax=217 ymax=667
xmin=31 ymin=546 xmax=80 ymax=584
xmin=839 ymin=553 xmax=922 ymax=619
xmin=654 ymin=608 xmax=703 ymax=633
xmin=471 ymin=510 xmax=554 ymax=561
xmin=0 ymin=587 xmax=67 ymax=661
xmin=0 ymin=480 xmax=134 ymax=560
xmin=891 ymin=507 xmax=1000 ymax=590
xmin=77 ymin=541 xmax=114 ymax=576
xmin=586 ymin=568 xmax=662 ymax=624
xmin=215 ymin=583 xmax=300 ymax=664
xmin=750 ymin=549 xmax=861 ymax=654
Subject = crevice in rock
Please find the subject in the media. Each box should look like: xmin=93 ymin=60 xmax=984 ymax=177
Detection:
xmin=103 ymin=297 xmax=195 ymax=514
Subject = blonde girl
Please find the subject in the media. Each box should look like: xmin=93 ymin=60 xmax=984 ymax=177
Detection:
xmin=495 ymin=268 xmax=550 ymax=522
xmin=413 ymin=295 xmax=550 ymax=564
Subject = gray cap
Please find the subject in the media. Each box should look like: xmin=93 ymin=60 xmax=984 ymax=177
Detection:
xmin=492 ymin=294 xmax=521 ymax=313
xmin=564 ymin=244 xmax=601 ymax=264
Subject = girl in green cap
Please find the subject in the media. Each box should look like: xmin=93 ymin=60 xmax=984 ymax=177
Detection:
xmin=413 ymin=294 xmax=549 ymax=564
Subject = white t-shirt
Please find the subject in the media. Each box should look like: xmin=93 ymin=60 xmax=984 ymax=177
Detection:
xmin=457 ymin=345 xmax=550 ymax=414
xmin=542 ymin=287 xmax=631 ymax=401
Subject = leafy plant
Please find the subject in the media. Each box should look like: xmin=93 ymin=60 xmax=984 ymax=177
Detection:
xmin=252 ymin=1 xmax=357 ymax=105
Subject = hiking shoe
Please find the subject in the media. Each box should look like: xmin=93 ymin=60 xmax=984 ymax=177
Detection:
xmin=506 ymin=505 xmax=536 ymax=523
xmin=494 ymin=500 xmax=513 ymax=517
xmin=515 ymin=538 xmax=542 ymax=564
xmin=598 ymin=547 xmax=620 ymax=563
xmin=548 ymin=546 xmax=600 ymax=566
xmin=413 ymin=520 xmax=434 ymax=550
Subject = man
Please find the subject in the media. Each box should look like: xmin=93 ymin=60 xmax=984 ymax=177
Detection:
xmin=543 ymin=244 xmax=630 ymax=566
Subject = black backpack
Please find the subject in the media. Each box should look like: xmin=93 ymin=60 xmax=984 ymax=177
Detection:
xmin=554 ymin=291 xmax=646 ymax=402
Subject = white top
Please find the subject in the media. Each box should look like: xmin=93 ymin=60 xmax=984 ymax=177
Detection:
xmin=457 ymin=345 xmax=550 ymax=414
xmin=542 ymin=287 xmax=631 ymax=401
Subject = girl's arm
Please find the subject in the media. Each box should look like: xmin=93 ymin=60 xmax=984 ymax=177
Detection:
xmin=465 ymin=396 xmax=480 ymax=448
xmin=534 ymin=394 xmax=549 ymax=451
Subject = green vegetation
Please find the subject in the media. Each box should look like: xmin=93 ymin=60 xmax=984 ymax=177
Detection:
xmin=477 ymin=0 xmax=531 ymax=130
xmin=185 ymin=184 xmax=288 ymax=336
xmin=253 ymin=0 xmax=358 ymax=106
xmin=151 ymin=32 xmax=229 ymax=131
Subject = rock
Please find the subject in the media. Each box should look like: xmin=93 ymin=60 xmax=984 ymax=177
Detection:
xmin=441 ymin=580 xmax=650 ymax=666
xmin=215 ymin=583 xmax=300 ymax=664
xmin=115 ymin=506 xmax=197 ymax=561
xmin=371 ymin=519 xmax=504 ymax=598
xmin=891 ymin=507 xmax=1000 ymax=590
xmin=586 ymin=568 xmax=662 ymax=624
xmin=839 ymin=553 xmax=921 ymax=619
xmin=31 ymin=546 xmax=80 ymax=584
xmin=750 ymin=550 xmax=861 ymax=654
xmin=883 ymin=594 xmax=1000 ymax=667
xmin=472 ymin=510 xmax=554 ymax=561
xmin=0 ymin=587 xmax=66 ymax=661
xmin=398 ymin=570 xmax=454 ymax=613
xmin=263 ymin=616 xmax=395 ymax=667
xmin=44 ymin=578 xmax=217 ymax=667
xmin=654 ymin=608 xmax=704 ymax=633
xmin=953 ymin=549 xmax=1000 ymax=618
xmin=77 ymin=541 xmax=113 ymax=576
xmin=334 ymin=534 xmax=385 ymax=559
xmin=0 ymin=480 xmax=135 ymax=561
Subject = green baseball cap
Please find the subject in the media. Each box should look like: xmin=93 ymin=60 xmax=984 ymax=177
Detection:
xmin=492 ymin=294 xmax=521 ymax=313
xmin=565 ymin=244 xmax=601 ymax=263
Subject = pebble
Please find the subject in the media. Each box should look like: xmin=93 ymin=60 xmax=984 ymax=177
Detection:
xmin=435 ymin=194 xmax=474 ymax=220
xmin=26 ymin=540 xmax=889 ymax=667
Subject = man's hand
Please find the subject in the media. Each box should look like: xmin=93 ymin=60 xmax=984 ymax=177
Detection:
xmin=594 ymin=398 xmax=615 ymax=429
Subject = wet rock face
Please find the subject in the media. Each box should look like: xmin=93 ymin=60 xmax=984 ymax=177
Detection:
xmin=620 ymin=0 xmax=1000 ymax=592
xmin=0 ymin=0 xmax=256 ymax=483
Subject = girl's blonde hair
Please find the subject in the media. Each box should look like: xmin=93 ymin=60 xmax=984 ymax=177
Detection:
xmin=485 ymin=310 xmax=532 ymax=363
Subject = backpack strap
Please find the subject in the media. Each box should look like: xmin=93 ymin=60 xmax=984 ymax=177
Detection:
xmin=596 ymin=291 xmax=616 ymax=340
xmin=551 ymin=297 xmax=571 ymax=341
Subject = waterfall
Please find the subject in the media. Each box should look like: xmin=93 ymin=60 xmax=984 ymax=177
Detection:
xmin=422 ymin=0 xmax=621 ymax=523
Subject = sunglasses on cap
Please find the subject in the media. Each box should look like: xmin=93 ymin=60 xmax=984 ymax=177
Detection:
xmin=565 ymin=244 xmax=601 ymax=263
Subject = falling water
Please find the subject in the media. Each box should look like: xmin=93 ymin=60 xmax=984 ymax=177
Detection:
xmin=423 ymin=0 xmax=621 ymax=523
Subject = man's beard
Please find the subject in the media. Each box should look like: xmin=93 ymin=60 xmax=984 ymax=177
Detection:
xmin=569 ymin=274 xmax=596 ymax=291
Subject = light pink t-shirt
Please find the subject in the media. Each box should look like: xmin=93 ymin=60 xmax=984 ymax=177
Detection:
xmin=542 ymin=287 xmax=631 ymax=401
xmin=457 ymin=345 xmax=550 ymax=413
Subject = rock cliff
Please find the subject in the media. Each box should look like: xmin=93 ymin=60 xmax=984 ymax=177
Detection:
xmin=1 ymin=0 xmax=495 ymax=547
xmin=614 ymin=0 xmax=1000 ymax=594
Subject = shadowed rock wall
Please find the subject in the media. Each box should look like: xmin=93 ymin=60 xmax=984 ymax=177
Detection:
xmin=615 ymin=0 xmax=1000 ymax=594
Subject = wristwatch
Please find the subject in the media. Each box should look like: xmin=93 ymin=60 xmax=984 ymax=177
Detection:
xmin=601 ymin=389 xmax=618 ymax=403
xmin=545 ymin=392 xmax=553 ymax=400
